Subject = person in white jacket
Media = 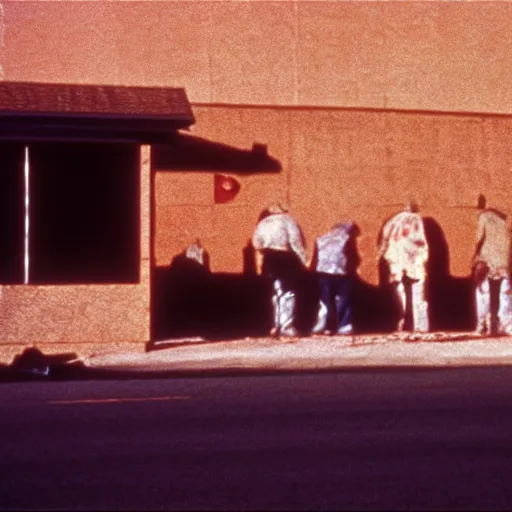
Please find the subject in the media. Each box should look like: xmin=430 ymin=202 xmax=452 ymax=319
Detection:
xmin=252 ymin=204 xmax=306 ymax=337
xmin=378 ymin=201 xmax=429 ymax=332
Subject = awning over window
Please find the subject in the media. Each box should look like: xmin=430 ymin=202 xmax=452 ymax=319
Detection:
xmin=0 ymin=82 xmax=195 ymax=143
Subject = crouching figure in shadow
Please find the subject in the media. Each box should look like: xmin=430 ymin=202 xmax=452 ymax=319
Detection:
xmin=252 ymin=204 xmax=306 ymax=338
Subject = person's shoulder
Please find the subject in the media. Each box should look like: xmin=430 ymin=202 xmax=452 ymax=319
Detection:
xmin=253 ymin=216 xmax=270 ymax=232
xmin=486 ymin=208 xmax=507 ymax=220
xmin=257 ymin=213 xmax=276 ymax=225
xmin=480 ymin=209 xmax=507 ymax=226
xmin=385 ymin=210 xmax=408 ymax=225
xmin=392 ymin=210 xmax=410 ymax=220
xmin=316 ymin=230 xmax=333 ymax=244
xmin=282 ymin=213 xmax=302 ymax=227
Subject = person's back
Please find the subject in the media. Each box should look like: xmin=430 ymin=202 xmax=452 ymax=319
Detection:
xmin=380 ymin=210 xmax=428 ymax=282
xmin=252 ymin=212 xmax=306 ymax=264
xmin=252 ymin=213 xmax=290 ymax=250
xmin=476 ymin=209 xmax=510 ymax=278
xmin=314 ymin=223 xmax=354 ymax=275
xmin=378 ymin=202 xmax=429 ymax=332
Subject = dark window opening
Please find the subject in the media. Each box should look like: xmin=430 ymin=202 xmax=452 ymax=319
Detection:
xmin=0 ymin=143 xmax=24 ymax=284
xmin=29 ymin=143 xmax=140 ymax=284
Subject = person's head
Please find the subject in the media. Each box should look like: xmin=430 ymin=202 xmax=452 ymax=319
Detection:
xmin=259 ymin=203 xmax=288 ymax=221
xmin=477 ymin=194 xmax=487 ymax=210
xmin=267 ymin=203 xmax=288 ymax=215
xmin=406 ymin=200 xmax=419 ymax=213
xmin=332 ymin=221 xmax=360 ymax=237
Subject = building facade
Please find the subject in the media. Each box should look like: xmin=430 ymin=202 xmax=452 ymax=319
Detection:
xmin=0 ymin=81 xmax=194 ymax=346
xmin=2 ymin=1 xmax=512 ymax=342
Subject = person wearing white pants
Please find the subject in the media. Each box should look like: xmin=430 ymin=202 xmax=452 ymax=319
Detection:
xmin=474 ymin=274 xmax=512 ymax=335
xmin=252 ymin=204 xmax=307 ymax=337
xmin=393 ymin=277 xmax=429 ymax=333
xmin=472 ymin=195 xmax=512 ymax=336
xmin=272 ymin=279 xmax=297 ymax=336
xmin=379 ymin=201 xmax=429 ymax=332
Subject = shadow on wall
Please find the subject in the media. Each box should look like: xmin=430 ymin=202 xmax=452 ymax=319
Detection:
xmin=152 ymin=134 xmax=282 ymax=173
xmin=152 ymin=262 xmax=400 ymax=340
xmin=152 ymin=216 xmax=476 ymax=341
xmin=153 ymin=245 xmax=398 ymax=341
xmin=152 ymin=258 xmax=273 ymax=341
xmin=376 ymin=216 xmax=475 ymax=332
xmin=423 ymin=217 xmax=475 ymax=331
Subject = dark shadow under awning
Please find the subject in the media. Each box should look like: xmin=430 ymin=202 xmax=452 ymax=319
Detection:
xmin=0 ymin=82 xmax=195 ymax=143
xmin=152 ymin=133 xmax=282 ymax=174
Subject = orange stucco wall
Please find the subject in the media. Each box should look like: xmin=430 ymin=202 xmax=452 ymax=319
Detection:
xmin=0 ymin=146 xmax=151 ymax=344
xmin=157 ymin=106 xmax=512 ymax=284
xmin=3 ymin=1 xmax=512 ymax=114
xmin=2 ymin=1 xmax=512 ymax=338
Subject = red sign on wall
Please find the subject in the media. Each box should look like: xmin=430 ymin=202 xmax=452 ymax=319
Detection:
xmin=214 ymin=174 xmax=241 ymax=204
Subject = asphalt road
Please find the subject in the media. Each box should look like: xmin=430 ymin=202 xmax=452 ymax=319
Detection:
xmin=2 ymin=368 xmax=512 ymax=511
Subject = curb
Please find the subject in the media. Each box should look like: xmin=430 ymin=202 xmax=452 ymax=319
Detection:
xmin=3 ymin=332 xmax=512 ymax=381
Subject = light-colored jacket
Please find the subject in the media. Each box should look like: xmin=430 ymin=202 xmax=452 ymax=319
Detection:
xmin=475 ymin=209 xmax=511 ymax=279
xmin=252 ymin=213 xmax=306 ymax=265
xmin=312 ymin=223 xmax=355 ymax=275
xmin=379 ymin=210 xmax=428 ymax=282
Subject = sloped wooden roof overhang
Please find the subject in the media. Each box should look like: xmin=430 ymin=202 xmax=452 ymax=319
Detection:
xmin=0 ymin=82 xmax=195 ymax=142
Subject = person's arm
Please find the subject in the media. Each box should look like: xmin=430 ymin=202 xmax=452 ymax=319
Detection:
xmin=345 ymin=237 xmax=361 ymax=274
xmin=378 ymin=218 xmax=392 ymax=258
xmin=255 ymin=249 xmax=264 ymax=275
xmin=288 ymin=219 xmax=307 ymax=265
xmin=472 ymin=215 xmax=486 ymax=265
xmin=308 ymin=242 xmax=318 ymax=271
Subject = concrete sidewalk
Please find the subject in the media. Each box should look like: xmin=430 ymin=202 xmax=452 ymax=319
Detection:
xmin=3 ymin=331 xmax=512 ymax=377
xmin=79 ymin=331 xmax=512 ymax=373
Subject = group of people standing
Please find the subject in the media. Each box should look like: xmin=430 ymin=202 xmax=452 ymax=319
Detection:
xmin=251 ymin=203 xmax=361 ymax=338
xmin=251 ymin=196 xmax=512 ymax=338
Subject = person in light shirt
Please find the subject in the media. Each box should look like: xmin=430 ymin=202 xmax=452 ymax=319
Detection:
xmin=472 ymin=194 xmax=512 ymax=336
xmin=378 ymin=201 xmax=429 ymax=332
xmin=310 ymin=221 xmax=360 ymax=336
xmin=252 ymin=204 xmax=306 ymax=337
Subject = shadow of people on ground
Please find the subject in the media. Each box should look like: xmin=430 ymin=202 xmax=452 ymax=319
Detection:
xmin=4 ymin=347 xmax=85 ymax=381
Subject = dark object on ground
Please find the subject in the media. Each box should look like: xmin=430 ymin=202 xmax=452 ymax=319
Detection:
xmin=9 ymin=347 xmax=83 ymax=380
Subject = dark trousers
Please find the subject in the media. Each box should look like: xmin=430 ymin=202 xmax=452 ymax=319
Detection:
xmin=315 ymin=273 xmax=353 ymax=332
xmin=262 ymin=250 xmax=303 ymax=294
